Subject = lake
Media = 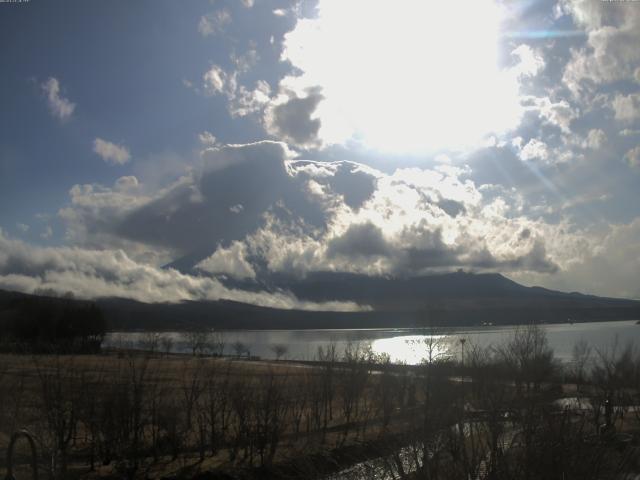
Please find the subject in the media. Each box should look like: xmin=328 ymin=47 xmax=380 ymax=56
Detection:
xmin=104 ymin=320 xmax=640 ymax=365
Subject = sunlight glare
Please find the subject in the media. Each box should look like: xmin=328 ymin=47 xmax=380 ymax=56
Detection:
xmin=283 ymin=0 xmax=522 ymax=153
xmin=371 ymin=335 xmax=452 ymax=364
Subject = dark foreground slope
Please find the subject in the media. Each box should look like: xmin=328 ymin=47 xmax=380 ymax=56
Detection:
xmin=1 ymin=271 xmax=639 ymax=330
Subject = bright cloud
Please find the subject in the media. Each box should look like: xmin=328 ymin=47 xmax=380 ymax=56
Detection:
xmin=41 ymin=77 xmax=75 ymax=121
xmin=519 ymin=138 xmax=550 ymax=162
xmin=625 ymin=145 xmax=640 ymax=169
xmin=561 ymin=0 xmax=640 ymax=97
xmin=59 ymin=142 xmax=577 ymax=283
xmin=196 ymin=241 xmax=256 ymax=279
xmin=93 ymin=138 xmax=131 ymax=165
xmin=0 ymin=229 xmax=366 ymax=311
xmin=203 ymin=65 xmax=232 ymax=95
xmin=613 ymin=94 xmax=640 ymax=124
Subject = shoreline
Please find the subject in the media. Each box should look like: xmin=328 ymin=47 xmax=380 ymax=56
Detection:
xmin=105 ymin=317 xmax=640 ymax=333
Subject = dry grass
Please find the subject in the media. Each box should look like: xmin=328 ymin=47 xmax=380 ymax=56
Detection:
xmin=0 ymin=351 xmax=417 ymax=479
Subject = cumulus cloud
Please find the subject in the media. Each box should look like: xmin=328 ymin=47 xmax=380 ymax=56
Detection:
xmin=67 ymin=142 xmax=315 ymax=258
xmin=526 ymin=96 xmax=578 ymax=134
xmin=195 ymin=241 xmax=256 ymax=279
xmin=40 ymin=226 xmax=53 ymax=239
xmin=564 ymin=129 xmax=607 ymax=151
xmin=231 ymin=48 xmax=259 ymax=74
xmin=584 ymin=129 xmax=606 ymax=150
xmin=327 ymin=222 xmax=391 ymax=260
xmin=561 ymin=0 xmax=640 ymax=96
xmin=514 ymin=217 xmax=640 ymax=300
xmin=93 ymin=138 xmax=131 ymax=165
xmin=41 ymin=77 xmax=75 ymax=121
xmin=57 ymin=175 xmax=168 ymax=264
xmin=518 ymin=138 xmax=550 ymax=162
xmin=201 ymin=64 xmax=271 ymax=118
xmin=199 ymin=57 xmax=327 ymax=145
xmin=612 ymin=93 xmax=640 ymax=124
xmin=624 ymin=145 xmax=640 ymax=169
xmin=55 ymin=141 xmax=621 ymax=301
xmin=198 ymin=9 xmax=231 ymax=37
xmin=264 ymin=87 xmax=324 ymax=148
xmin=203 ymin=65 xmax=233 ymax=96
xmin=511 ymin=44 xmax=545 ymax=78
xmin=198 ymin=131 xmax=218 ymax=146
xmin=230 ymin=81 xmax=271 ymax=118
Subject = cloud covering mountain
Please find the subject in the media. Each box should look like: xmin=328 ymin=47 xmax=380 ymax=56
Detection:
xmin=1 ymin=0 xmax=640 ymax=305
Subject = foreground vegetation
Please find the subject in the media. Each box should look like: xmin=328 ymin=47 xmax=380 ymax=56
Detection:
xmin=1 ymin=325 xmax=640 ymax=479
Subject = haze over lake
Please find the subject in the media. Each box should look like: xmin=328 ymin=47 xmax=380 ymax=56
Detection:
xmin=106 ymin=320 xmax=640 ymax=365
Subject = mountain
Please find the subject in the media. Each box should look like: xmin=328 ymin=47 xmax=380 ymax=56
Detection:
xmin=2 ymin=271 xmax=639 ymax=331
xmin=224 ymin=270 xmax=607 ymax=312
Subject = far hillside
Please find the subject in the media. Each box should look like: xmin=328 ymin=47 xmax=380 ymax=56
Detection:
xmin=1 ymin=271 xmax=639 ymax=332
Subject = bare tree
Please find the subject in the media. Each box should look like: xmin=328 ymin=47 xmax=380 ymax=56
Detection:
xmin=208 ymin=331 xmax=226 ymax=356
xmin=178 ymin=358 xmax=206 ymax=461
xmin=181 ymin=330 xmax=208 ymax=356
xmin=375 ymin=356 xmax=397 ymax=433
xmin=590 ymin=337 xmax=636 ymax=433
xmin=570 ymin=338 xmax=592 ymax=393
xmin=159 ymin=334 xmax=174 ymax=356
xmin=202 ymin=361 xmax=233 ymax=456
xmin=232 ymin=340 xmax=248 ymax=358
xmin=288 ymin=375 xmax=308 ymax=441
xmin=180 ymin=358 xmax=204 ymax=435
xmin=139 ymin=332 xmax=159 ymax=355
xmin=33 ymin=355 xmax=85 ymax=479
xmin=271 ymin=343 xmax=288 ymax=361
xmin=497 ymin=323 xmax=555 ymax=395
xmin=229 ymin=379 xmax=252 ymax=463
xmin=317 ymin=342 xmax=338 ymax=441
xmin=253 ymin=369 xmax=289 ymax=466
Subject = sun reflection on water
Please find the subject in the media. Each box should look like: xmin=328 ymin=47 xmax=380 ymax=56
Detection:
xmin=371 ymin=335 xmax=454 ymax=365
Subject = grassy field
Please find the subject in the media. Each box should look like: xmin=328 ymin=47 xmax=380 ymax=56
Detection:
xmin=0 ymin=350 xmax=424 ymax=479
xmin=2 ymin=325 xmax=640 ymax=479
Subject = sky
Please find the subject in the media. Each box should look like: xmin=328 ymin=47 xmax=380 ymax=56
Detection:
xmin=1 ymin=0 xmax=640 ymax=308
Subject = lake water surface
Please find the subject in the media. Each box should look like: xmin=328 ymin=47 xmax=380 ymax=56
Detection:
xmin=105 ymin=320 xmax=640 ymax=364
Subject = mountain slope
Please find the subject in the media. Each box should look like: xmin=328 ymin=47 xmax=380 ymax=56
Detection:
xmin=216 ymin=270 xmax=635 ymax=311
xmin=2 ymin=271 xmax=639 ymax=331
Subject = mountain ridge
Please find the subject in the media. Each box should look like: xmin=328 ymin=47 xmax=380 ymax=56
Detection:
xmin=1 ymin=271 xmax=639 ymax=331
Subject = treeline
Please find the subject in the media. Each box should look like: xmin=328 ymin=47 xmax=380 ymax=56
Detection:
xmin=0 ymin=291 xmax=106 ymax=353
xmin=1 ymin=326 xmax=640 ymax=479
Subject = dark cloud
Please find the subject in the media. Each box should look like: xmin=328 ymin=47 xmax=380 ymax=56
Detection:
xmin=437 ymin=199 xmax=466 ymax=217
xmin=466 ymin=241 xmax=558 ymax=275
xmin=115 ymin=142 xmax=327 ymax=255
xmin=264 ymin=87 xmax=324 ymax=147
xmin=327 ymin=222 xmax=391 ymax=259
xmin=327 ymin=163 xmax=377 ymax=210
xmin=292 ymin=160 xmax=378 ymax=210
xmin=503 ymin=240 xmax=559 ymax=274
